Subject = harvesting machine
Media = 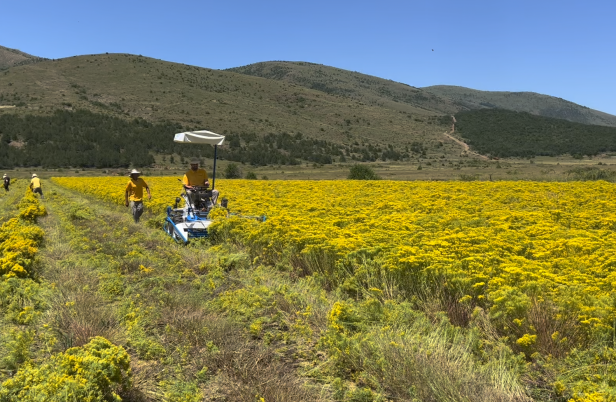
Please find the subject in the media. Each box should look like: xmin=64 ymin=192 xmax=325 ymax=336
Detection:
xmin=163 ymin=130 xmax=264 ymax=244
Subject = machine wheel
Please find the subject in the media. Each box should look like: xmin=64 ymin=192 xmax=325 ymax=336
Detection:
xmin=172 ymin=230 xmax=184 ymax=244
xmin=163 ymin=220 xmax=174 ymax=236
xmin=163 ymin=221 xmax=184 ymax=244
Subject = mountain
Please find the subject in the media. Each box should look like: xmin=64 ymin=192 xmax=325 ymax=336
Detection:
xmin=0 ymin=53 xmax=448 ymax=151
xmin=3 ymin=49 xmax=616 ymax=165
xmin=0 ymin=45 xmax=47 ymax=70
xmin=227 ymin=61 xmax=461 ymax=115
xmin=422 ymin=85 xmax=616 ymax=127
xmin=230 ymin=62 xmax=616 ymax=128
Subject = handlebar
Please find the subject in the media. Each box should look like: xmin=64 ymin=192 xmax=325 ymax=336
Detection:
xmin=178 ymin=180 xmax=209 ymax=191
xmin=188 ymin=186 xmax=210 ymax=191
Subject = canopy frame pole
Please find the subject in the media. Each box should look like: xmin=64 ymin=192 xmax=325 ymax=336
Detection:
xmin=212 ymin=145 xmax=218 ymax=191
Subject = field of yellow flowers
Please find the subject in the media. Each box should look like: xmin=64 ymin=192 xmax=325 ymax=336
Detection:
xmin=52 ymin=177 xmax=616 ymax=346
xmin=50 ymin=176 xmax=616 ymax=399
xmin=0 ymin=186 xmax=133 ymax=400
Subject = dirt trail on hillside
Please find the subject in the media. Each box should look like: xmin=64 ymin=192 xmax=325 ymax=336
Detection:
xmin=442 ymin=115 xmax=489 ymax=160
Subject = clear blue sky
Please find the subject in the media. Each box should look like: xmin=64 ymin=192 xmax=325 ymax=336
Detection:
xmin=2 ymin=0 xmax=615 ymax=115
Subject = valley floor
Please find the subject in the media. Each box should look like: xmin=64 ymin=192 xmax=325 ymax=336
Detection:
xmin=4 ymin=155 xmax=616 ymax=182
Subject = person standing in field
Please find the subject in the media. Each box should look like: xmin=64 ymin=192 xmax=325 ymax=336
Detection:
xmin=2 ymin=174 xmax=10 ymax=192
xmin=182 ymin=158 xmax=219 ymax=207
xmin=124 ymin=169 xmax=151 ymax=223
xmin=29 ymin=174 xmax=43 ymax=198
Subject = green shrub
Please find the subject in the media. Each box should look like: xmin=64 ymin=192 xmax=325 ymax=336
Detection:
xmin=225 ymin=163 xmax=242 ymax=179
xmin=348 ymin=165 xmax=380 ymax=180
xmin=565 ymin=167 xmax=616 ymax=182
xmin=0 ymin=337 xmax=131 ymax=402
xmin=161 ymin=379 xmax=201 ymax=402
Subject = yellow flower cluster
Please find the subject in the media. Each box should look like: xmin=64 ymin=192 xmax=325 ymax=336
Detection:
xmin=0 ymin=190 xmax=46 ymax=279
xmin=52 ymin=177 xmax=616 ymax=341
xmin=0 ymin=336 xmax=131 ymax=401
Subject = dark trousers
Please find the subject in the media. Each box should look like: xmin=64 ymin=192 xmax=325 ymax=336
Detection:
xmin=130 ymin=201 xmax=144 ymax=223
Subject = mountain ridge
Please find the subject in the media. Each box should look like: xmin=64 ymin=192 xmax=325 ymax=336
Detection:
xmin=0 ymin=52 xmax=448 ymax=150
xmin=0 ymin=45 xmax=47 ymax=70
xmin=422 ymin=85 xmax=616 ymax=127
xmin=229 ymin=61 xmax=616 ymax=127
xmin=2 ymin=47 xmax=616 ymax=163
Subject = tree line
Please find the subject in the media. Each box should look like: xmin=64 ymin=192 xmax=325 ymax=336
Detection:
xmin=453 ymin=109 xmax=616 ymax=158
xmin=0 ymin=109 xmax=413 ymax=169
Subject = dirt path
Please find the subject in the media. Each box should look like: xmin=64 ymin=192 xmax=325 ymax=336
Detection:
xmin=442 ymin=115 xmax=489 ymax=160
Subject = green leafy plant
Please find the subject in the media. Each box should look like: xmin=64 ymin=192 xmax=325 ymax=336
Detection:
xmin=348 ymin=164 xmax=380 ymax=180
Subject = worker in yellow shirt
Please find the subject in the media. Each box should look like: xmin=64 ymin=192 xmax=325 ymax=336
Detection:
xmin=183 ymin=159 xmax=219 ymax=208
xmin=124 ymin=169 xmax=151 ymax=223
xmin=29 ymin=173 xmax=43 ymax=199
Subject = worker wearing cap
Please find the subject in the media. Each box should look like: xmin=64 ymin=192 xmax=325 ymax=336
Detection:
xmin=29 ymin=174 xmax=43 ymax=198
xmin=2 ymin=174 xmax=10 ymax=192
xmin=182 ymin=159 xmax=219 ymax=208
xmin=124 ymin=169 xmax=151 ymax=223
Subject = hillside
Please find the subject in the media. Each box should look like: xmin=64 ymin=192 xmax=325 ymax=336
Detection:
xmin=423 ymin=85 xmax=616 ymax=127
xmin=228 ymin=61 xmax=462 ymax=115
xmin=229 ymin=62 xmax=616 ymax=128
xmin=0 ymin=53 xmax=451 ymax=152
xmin=0 ymin=45 xmax=47 ymax=70
xmin=4 ymin=51 xmax=616 ymax=165
xmin=453 ymin=109 xmax=616 ymax=157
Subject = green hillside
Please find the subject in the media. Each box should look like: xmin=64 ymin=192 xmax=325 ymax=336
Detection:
xmin=0 ymin=45 xmax=46 ymax=70
xmin=228 ymin=61 xmax=461 ymax=115
xmin=453 ymin=109 xmax=616 ymax=157
xmin=424 ymin=85 xmax=616 ymax=127
xmin=0 ymin=53 xmax=450 ymax=152
xmin=3 ymin=51 xmax=616 ymax=165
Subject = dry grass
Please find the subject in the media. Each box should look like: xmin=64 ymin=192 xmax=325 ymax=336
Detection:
xmin=341 ymin=317 xmax=531 ymax=402
xmin=52 ymin=291 xmax=124 ymax=349
xmin=526 ymin=301 xmax=589 ymax=358
xmin=203 ymin=317 xmax=325 ymax=402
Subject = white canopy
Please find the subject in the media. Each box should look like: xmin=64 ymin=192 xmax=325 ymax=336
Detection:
xmin=174 ymin=130 xmax=225 ymax=146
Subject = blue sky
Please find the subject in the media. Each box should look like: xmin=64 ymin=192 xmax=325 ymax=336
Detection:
xmin=2 ymin=0 xmax=615 ymax=115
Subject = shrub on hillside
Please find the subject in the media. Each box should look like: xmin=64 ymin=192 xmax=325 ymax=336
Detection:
xmin=348 ymin=164 xmax=381 ymax=180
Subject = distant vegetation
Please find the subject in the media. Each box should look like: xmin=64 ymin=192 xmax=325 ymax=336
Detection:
xmin=565 ymin=166 xmax=616 ymax=182
xmin=424 ymin=85 xmax=616 ymax=127
xmin=0 ymin=110 xmax=419 ymax=169
xmin=453 ymin=109 xmax=616 ymax=157
xmin=348 ymin=164 xmax=381 ymax=180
